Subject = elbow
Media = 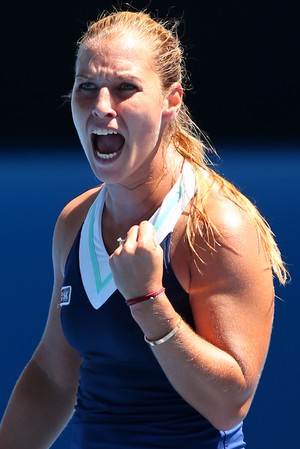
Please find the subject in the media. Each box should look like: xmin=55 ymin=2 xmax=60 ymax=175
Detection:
xmin=205 ymin=397 xmax=252 ymax=431
xmin=189 ymin=383 xmax=254 ymax=431
xmin=210 ymin=409 xmax=247 ymax=432
xmin=206 ymin=371 xmax=258 ymax=430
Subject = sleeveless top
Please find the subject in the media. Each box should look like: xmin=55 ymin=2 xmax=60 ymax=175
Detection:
xmin=60 ymin=163 xmax=245 ymax=449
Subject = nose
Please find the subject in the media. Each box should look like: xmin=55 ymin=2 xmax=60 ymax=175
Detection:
xmin=92 ymin=87 xmax=116 ymax=119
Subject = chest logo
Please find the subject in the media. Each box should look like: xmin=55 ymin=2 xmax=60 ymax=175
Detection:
xmin=60 ymin=286 xmax=72 ymax=307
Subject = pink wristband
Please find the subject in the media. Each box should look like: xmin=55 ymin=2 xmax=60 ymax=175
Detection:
xmin=125 ymin=287 xmax=165 ymax=307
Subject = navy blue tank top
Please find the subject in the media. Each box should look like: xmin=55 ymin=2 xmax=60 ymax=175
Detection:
xmin=61 ymin=229 xmax=245 ymax=448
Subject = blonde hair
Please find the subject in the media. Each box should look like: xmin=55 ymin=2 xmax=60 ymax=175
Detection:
xmin=76 ymin=9 xmax=289 ymax=285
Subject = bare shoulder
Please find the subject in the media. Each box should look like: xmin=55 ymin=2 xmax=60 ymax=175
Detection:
xmin=205 ymin=182 xmax=273 ymax=274
xmin=59 ymin=186 xmax=101 ymax=225
xmin=171 ymin=181 xmax=267 ymax=292
xmin=53 ymin=185 xmax=102 ymax=274
xmin=192 ymin=183 xmax=272 ymax=286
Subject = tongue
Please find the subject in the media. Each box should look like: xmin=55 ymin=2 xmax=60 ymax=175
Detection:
xmin=95 ymin=134 xmax=124 ymax=154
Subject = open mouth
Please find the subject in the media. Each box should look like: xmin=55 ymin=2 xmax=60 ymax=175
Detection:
xmin=92 ymin=129 xmax=125 ymax=160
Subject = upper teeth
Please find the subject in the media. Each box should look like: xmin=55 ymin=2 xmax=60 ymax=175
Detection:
xmin=93 ymin=129 xmax=118 ymax=136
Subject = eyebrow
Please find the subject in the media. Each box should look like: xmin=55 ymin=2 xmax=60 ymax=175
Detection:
xmin=75 ymin=72 xmax=142 ymax=82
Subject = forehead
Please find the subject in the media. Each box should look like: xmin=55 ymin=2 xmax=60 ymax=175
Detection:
xmin=76 ymin=33 xmax=154 ymax=76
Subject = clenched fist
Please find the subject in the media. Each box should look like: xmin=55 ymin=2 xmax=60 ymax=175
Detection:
xmin=109 ymin=221 xmax=163 ymax=300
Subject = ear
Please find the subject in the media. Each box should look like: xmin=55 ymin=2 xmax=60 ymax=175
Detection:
xmin=162 ymin=82 xmax=183 ymax=122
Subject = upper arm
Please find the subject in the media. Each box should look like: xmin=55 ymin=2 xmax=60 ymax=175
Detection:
xmin=32 ymin=187 xmax=101 ymax=388
xmin=32 ymin=210 xmax=82 ymax=389
xmin=189 ymin=197 xmax=274 ymax=389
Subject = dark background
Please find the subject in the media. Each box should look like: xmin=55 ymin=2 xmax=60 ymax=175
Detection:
xmin=1 ymin=0 xmax=299 ymax=148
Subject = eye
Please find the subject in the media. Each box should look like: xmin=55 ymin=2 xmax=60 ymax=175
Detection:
xmin=78 ymin=82 xmax=97 ymax=91
xmin=118 ymin=82 xmax=138 ymax=91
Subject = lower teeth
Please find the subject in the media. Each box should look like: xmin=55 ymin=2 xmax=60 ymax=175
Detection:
xmin=97 ymin=151 xmax=117 ymax=160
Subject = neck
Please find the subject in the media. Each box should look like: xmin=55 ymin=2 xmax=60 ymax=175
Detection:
xmin=103 ymin=155 xmax=184 ymax=232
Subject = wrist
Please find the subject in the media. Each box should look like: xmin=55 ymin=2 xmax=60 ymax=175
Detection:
xmin=125 ymin=287 xmax=165 ymax=307
xmin=144 ymin=317 xmax=182 ymax=346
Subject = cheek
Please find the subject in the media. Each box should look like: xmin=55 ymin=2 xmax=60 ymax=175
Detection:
xmin=71 ymin=98 xmax=79 ymax=127
xmin=71 ymin=107 xmax=87 ymax=148
xmin=129 ymin=118 xmax=162 ymax=147
xmin=129 ymin=104 xmax=163 ymax=133
xmin=71 ymin=99 xmax=86 ymax=135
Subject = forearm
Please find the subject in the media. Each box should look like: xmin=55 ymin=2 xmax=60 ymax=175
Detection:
xmin=131 ymin=296 xmax=252 ymax=431
xmin=0 ymin=359 xmax=77 ymax=449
